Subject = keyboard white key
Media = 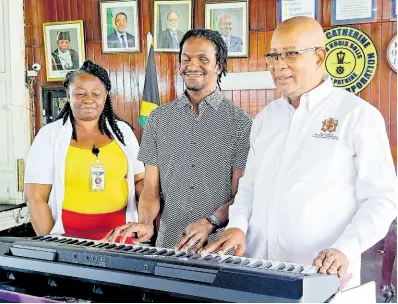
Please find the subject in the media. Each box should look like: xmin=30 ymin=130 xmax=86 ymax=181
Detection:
xmin=302 ymin=264 xmax=318 ymax=274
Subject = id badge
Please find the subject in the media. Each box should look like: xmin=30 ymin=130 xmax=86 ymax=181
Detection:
xmin=90 ymin=165 xmax=105 ymax=191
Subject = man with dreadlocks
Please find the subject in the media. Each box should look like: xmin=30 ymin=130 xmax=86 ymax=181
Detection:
xmin=24 ymin=60 xmax=145 ymax=241
xmin=105 ymin=29 xmax=252 ymax=253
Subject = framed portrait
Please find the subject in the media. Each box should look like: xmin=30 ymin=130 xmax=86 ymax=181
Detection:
xmin=100 ymin=0 xmax=140 ymax=53
xmin=205 ymin=0 xmax=249 ymax=58
xmin=43 ymin=20 xmax=85 ymax=82
xmin=153 ymin=0 xmax=193 ymax=53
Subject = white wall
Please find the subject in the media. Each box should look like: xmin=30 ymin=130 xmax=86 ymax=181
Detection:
xmin=0 ymin=0 xmax=31 ymax=204
xmin=220 ymin=71 xmax=276 ymax=91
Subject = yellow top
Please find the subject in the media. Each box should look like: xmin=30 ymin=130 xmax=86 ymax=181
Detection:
xmin=63 ymin=141 xmax=128 ymax=214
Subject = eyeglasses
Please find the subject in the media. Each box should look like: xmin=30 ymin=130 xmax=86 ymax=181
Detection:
xmin=264 ymin=47 xmax=320 ymax=64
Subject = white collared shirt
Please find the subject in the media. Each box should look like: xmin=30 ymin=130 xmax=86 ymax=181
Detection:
xmin=222 ymin=36 xmax=230 ymax=47
xmin=227 ymin=76 xmax=397 ymax=288
xmin=24 ymin=118 xmax=144 ymax=235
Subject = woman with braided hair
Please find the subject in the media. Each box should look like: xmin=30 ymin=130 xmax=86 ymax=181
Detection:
xmin=24 ymin=60 xmax=144 ymax=242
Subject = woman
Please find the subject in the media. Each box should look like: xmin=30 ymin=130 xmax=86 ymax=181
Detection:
xmin=24 ymin=60 xmax=144 ymax=241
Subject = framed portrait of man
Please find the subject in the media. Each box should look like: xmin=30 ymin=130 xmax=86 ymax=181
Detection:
xmin=153 ymin=0 xmax=193 ymax=53
xmin=205 ymin=0 xmax=249 ymax=58
xmin=100 ymin=0 xmax=140 ymax=53
xmin=43 ymin=20 xmax=85 ymax=81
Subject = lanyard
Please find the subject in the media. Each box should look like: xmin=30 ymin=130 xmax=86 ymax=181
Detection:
xmin=92 ymin=145 xmax=100 ymax=164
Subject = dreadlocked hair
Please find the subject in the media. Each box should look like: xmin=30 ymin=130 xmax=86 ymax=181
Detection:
xmin=56 ymin=60 xmax=134 ymax=145
xmin=179 ymin=29 xmax=228 ymax=90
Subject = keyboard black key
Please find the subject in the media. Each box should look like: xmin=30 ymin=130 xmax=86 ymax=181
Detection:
xmin=263 ymin=262 xmax=272 ymax=268
xmin=240 ymin=259 xmax=250 ymax=266
xmin=223 ymin=257 xmax=234 ymax=263
xmin=32 ymin=236 xmax=45 ymax=240
xmin=97 ymin=243 xmax=109 ymax=248
xmin=114 ymin=245 xmax=126 ymax=250
xmin=173 ymin=252 xmax=186 ymax=258
xmin=277 ymin=263 xmax=286 ymax=270
xmin=83 ymin=241 xmax=95 ymax=247
xmin=58 ymin=238 xmax=70 ymax=244
xmin=162 ymin=250 xmax=175 ymax=256
xmin=232 ymin=258 xmax=242 ymax=264
xmin=155 ymin=249 xmax=167 ymax=255
xmin=211 ymin=256 xmax=222 ymax=262
xmin=188 ymin=254 xmax=202 ymax=259
xmin=286 ymin=265 xmax=295 ymax=271
xmin=41 ymin=236 xmax=54 ymax=241
xmin=141 ymin=248 xmax=151 ymax=253
xmin=294 ymin=266 xmax=304 ymax=273
xmin=90 ymin=243 xmax=103 ymax=248
xmin=122 ymin=246 xmax=133 ymax=251
xmin=144 ymin=249 xmax=158 ymax=254
xmin=75 ymin=241 xmax=88 ymax=246
xmin=203 ymin=255 xmax=214 ymax=260
xmin=131 ymin=247 xmax=143 ymax=252
xmin=250 ymin=261 xmax=263 ymax=268
xmin=45 ymin=237 xmax=59 ymax=242
xmin=104 ymin=244 xmax=117 ymax=249
xmin=65 ymin=239 xmax=79 ymax=245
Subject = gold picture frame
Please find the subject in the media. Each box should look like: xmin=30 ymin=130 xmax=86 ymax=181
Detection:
xmin=43 ymin=20 xmax=85 ymax=82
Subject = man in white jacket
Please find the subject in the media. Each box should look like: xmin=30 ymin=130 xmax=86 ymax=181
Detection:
xmin=203 ymin=16 xmax=397 ymax=288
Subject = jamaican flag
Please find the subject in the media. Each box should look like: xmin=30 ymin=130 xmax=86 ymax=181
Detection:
xmin=139 ymin=45 xmax=160 ymax=128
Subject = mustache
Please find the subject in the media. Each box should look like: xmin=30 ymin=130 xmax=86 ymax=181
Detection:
xmin=183 ymin=69 xmax=206 ymax=75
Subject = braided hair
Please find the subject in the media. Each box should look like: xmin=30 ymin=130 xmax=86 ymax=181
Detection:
xmin=179 ymin=29 xmax=228 ymax=90
xmin=57 ymin=60 xmax=133 ymax=145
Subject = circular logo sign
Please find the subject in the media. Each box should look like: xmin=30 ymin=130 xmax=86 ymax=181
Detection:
xmin=324 ymin=26 xmax=378 ymax=94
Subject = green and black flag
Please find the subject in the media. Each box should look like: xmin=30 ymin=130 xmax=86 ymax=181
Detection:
xmin=107 ymin=9 xmax=115 ymax=35
xmin=139 ymin=45 xmax=160 ymax=128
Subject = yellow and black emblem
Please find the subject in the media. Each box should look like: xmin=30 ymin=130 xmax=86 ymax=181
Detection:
xmin=324 ymin=26 xmax=378 ymax=94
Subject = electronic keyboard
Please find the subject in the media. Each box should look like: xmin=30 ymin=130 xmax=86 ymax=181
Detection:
xmin=0 ymin=235 xmax=341 ymax=302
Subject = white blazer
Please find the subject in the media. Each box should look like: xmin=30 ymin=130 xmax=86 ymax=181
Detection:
xmin=24 ymin=118 xmax=145 ymax=235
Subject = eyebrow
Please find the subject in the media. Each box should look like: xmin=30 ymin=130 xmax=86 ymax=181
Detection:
xmin=270 ymin=46 xmax=296 ymax=52
xmin=74 ymin=86 xmax=103 ymax=91
xmin=181 ymin=53 xmax=209 ymax=57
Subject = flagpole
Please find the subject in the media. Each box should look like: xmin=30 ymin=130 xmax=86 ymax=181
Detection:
xmin=147 ymin=32 xmax=153 ymax=56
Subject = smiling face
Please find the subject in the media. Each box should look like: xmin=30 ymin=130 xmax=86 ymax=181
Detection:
xmin=57 ymin=39 xmax=70 ymax=53
xmin=167 ymin=11 xmax=179 ymax=32
xmin=115 ymin=13 xmax=127 ymax=34
xmin=179 ymin=37 xmax=220 ymax=93
xmin=268 ymin=17 xmax=326 ymax=99
xmin=218 ymin=15 xmax=232 ymax=37
xmin=67 ymin=73 xmax=107 ymax=121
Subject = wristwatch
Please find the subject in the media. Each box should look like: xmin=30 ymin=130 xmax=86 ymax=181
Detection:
xmin=205 ymin=214 xmax=222 ymax=229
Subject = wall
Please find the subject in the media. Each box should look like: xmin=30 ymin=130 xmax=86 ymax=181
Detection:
xmin=24 ymin=0 xmax=397 ymax=162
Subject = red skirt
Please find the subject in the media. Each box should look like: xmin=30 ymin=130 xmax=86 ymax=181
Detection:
xmin=62 ymin=208 xmax=134 ymax=243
